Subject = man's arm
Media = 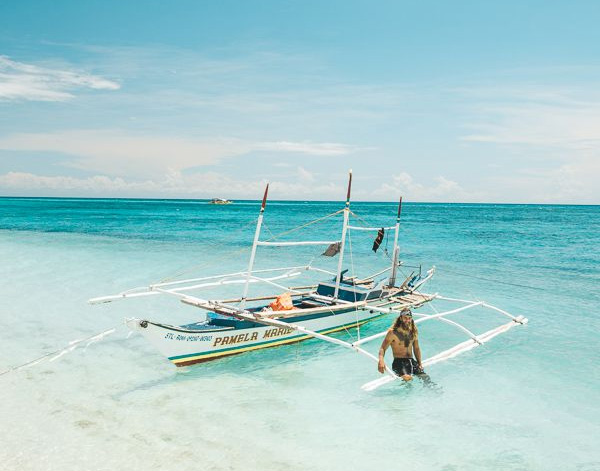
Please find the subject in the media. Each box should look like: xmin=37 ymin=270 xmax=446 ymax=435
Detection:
xmin=412 ymin=337 xmax=422 ymax=369
xmin=378 ymin=331 xmax=393 ymax=374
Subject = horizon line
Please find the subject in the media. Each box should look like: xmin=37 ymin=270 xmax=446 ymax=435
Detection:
xmin=0 ymin=195 xmax=598 ymax=206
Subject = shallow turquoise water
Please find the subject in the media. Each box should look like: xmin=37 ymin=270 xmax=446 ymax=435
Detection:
xmin=0 ymin=197 xmax=599 ymax=470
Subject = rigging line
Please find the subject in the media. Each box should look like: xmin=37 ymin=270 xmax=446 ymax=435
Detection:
xmin=349 ymin=210 xmax=394 ymax=261
xmin=462 ymin=275 xmax=482 ymax=305
xmin=396 ymin=266 xmax=442 ymax=313
xmin=382 ymin=246 xmax=394 ymax=261
xmin=422 ymin=266 xmax=481 ymax=306
xmin=158 ymin=245 xmax=251 ymax=284
xmin=384 ymin=229 xmax=389 ymax=254
xmin=349 ymin=209 xmax=396 ymax=233
xmin=394 ymin=270 xmax=443 ymax=319
xmin=396 ymin=265 xmax=413 ymax=285
xmin=347 ymin=227 xmax=360 ymax=342
xmin=348 ymin=209 xmax=373 ymax=228
xmin=157 ymin=217 xmax=259 ymax=283
xmin=409 ymin=271 xmax=477 ymax=327
xmin=0 ymin=326 xmax=119 ymax=378
xmin=322 ymin=229 xmax=362 ymax=344
xmin=262 ymin=209 xmax=344 ymax=242
xmin=262 ymin=221 xmax=276 ymax=240
xmin=437 ymin=266 xmax=547 ymax=292
xmin=158 ymin=209 xmax=342 ymax=285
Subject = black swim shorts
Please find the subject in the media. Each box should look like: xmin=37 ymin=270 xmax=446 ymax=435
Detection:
xmin=392 ymin=358 xmax=424 ymax=376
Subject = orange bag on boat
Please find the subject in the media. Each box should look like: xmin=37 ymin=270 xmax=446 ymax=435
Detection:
xmin=269 ymin=292 xmax=293 ymax=311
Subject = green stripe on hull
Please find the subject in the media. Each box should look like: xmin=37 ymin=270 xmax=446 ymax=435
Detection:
xmin=169 ymin=315 xmax=385 ymax=365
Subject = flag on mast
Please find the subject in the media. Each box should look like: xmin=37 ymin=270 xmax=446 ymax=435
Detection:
xmin=372 ymin=228 xmax=385 ymax=253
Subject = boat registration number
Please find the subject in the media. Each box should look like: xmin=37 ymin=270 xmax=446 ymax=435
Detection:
xmin=164 ymin=333 xmax=213 ymax=342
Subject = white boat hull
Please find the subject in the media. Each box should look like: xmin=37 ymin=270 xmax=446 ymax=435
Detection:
xmin=127 ymin=307 xmax=385 ymax=366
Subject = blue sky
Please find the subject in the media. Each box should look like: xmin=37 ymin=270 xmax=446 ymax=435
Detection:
xmin=1 ymin=0 xmax=599 ymax=203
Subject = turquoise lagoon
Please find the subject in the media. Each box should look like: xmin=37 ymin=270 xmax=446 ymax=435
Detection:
xmin=0 ymin=197 xmax=599 ymax=470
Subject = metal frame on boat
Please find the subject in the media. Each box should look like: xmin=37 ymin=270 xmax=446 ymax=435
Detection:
xmin=90 ymin=171 xmax=528 ymax=390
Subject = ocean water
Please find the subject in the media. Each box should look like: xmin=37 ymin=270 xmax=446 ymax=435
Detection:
xmin=0 ymin=197 xmax=599 ymax=471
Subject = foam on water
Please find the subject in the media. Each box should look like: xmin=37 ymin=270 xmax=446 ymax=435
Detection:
xmin=0 ymin=198 xmax=599 ymax=470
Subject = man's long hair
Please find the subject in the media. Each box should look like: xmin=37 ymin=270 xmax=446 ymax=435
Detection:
xmin=392 ymin=312 xmax=418 ymax=345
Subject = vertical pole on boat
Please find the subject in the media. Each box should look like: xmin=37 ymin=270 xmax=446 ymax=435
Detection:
xmin=388 ymin=196 xmax=402 ymax=287
xmin=240 ymin=183 xmax=269 ymax=308
xmin=334 ymin=170 xmax=352 ymax=300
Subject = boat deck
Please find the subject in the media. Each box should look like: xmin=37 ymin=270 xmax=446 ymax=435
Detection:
xmin=172 ymin=290 xmax=433 ymax=334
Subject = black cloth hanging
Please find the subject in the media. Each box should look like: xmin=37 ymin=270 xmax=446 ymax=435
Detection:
xmin=372 ymin=228 xmax=385 ymax=253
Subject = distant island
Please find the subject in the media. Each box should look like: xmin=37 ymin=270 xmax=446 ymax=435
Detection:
xmin=209 ymin=198 xmax=233 ymax=205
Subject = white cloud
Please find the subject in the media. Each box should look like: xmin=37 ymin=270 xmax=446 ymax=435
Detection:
xmin=0 ymin=170 xmax=344 ymax=200
xmin=486 ymin=156 xmax=600 ymax=204
xmin=0 ymin=171 xmax=144 ymax=192
xmin=257 ymin=141 xmax=357 ymax=156
xmin=0 ymin=170 xmax=239 ymax=195
xmin=373 ymin=172 xmax=477 ymax=202
xmin=5 ymin=165 xmax=596 ymax=203
xmin=0 ymin=130 xmax=249 ymax=177
xmin=0 ymin=130 xmax=355 ymax=178
xmin=3 ymin=48 xmax=598 ymax=203
xmin=297 ymin=166 xmax=315 ymax=182
xmin=461 ymin=102 xmax=600 ymax=150
xmin=0 ymin=169 xmax=476 ymax=202
xmin=458 ymin=82 xmax=600 ymax=153
xmin=457 ymin=85 xmax=600 ymax=203
xmin=0 ymin=56 xmax=120 ymax=102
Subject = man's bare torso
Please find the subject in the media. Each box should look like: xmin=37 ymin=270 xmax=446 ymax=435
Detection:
xmin=389 ymin=329 xmax=414 ymax=358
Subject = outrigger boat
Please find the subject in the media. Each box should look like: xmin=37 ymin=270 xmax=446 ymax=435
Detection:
xmin=90 ymin=171 xmax=528 ymax=390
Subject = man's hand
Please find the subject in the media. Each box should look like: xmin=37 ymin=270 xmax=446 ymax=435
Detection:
xmin=378 ymin=331 xmax=392 ymax=374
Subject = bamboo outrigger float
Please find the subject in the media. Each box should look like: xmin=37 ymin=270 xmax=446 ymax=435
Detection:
xmin=89 ymin=171 xmax=528 ymax=390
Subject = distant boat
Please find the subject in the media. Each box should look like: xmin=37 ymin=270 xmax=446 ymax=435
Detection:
xmin=209 ymin=198 xmax=233 ymax=205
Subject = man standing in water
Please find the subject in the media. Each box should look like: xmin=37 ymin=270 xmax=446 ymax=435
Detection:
xmin=377 ymin=309 xmax=424 ymax=381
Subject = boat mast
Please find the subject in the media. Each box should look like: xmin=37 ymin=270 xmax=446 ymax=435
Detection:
xmin=240 ymin=183 xmax=269 ymax=308
xmin=333 ymin=170 xmax=352 ymax=299
xmin=388 ymin=196 xmax=402 ymax=287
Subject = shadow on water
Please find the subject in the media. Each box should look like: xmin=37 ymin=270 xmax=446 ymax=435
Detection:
xmin=357 ymin=373 xmax=445 ymax=406
xmin=110 ymin=334 xmax=358 ymax=399
xmin=109 ymin=342 xmax=308 ymax=399
xmin=112 ymin=344 xmax=446 ymax=404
